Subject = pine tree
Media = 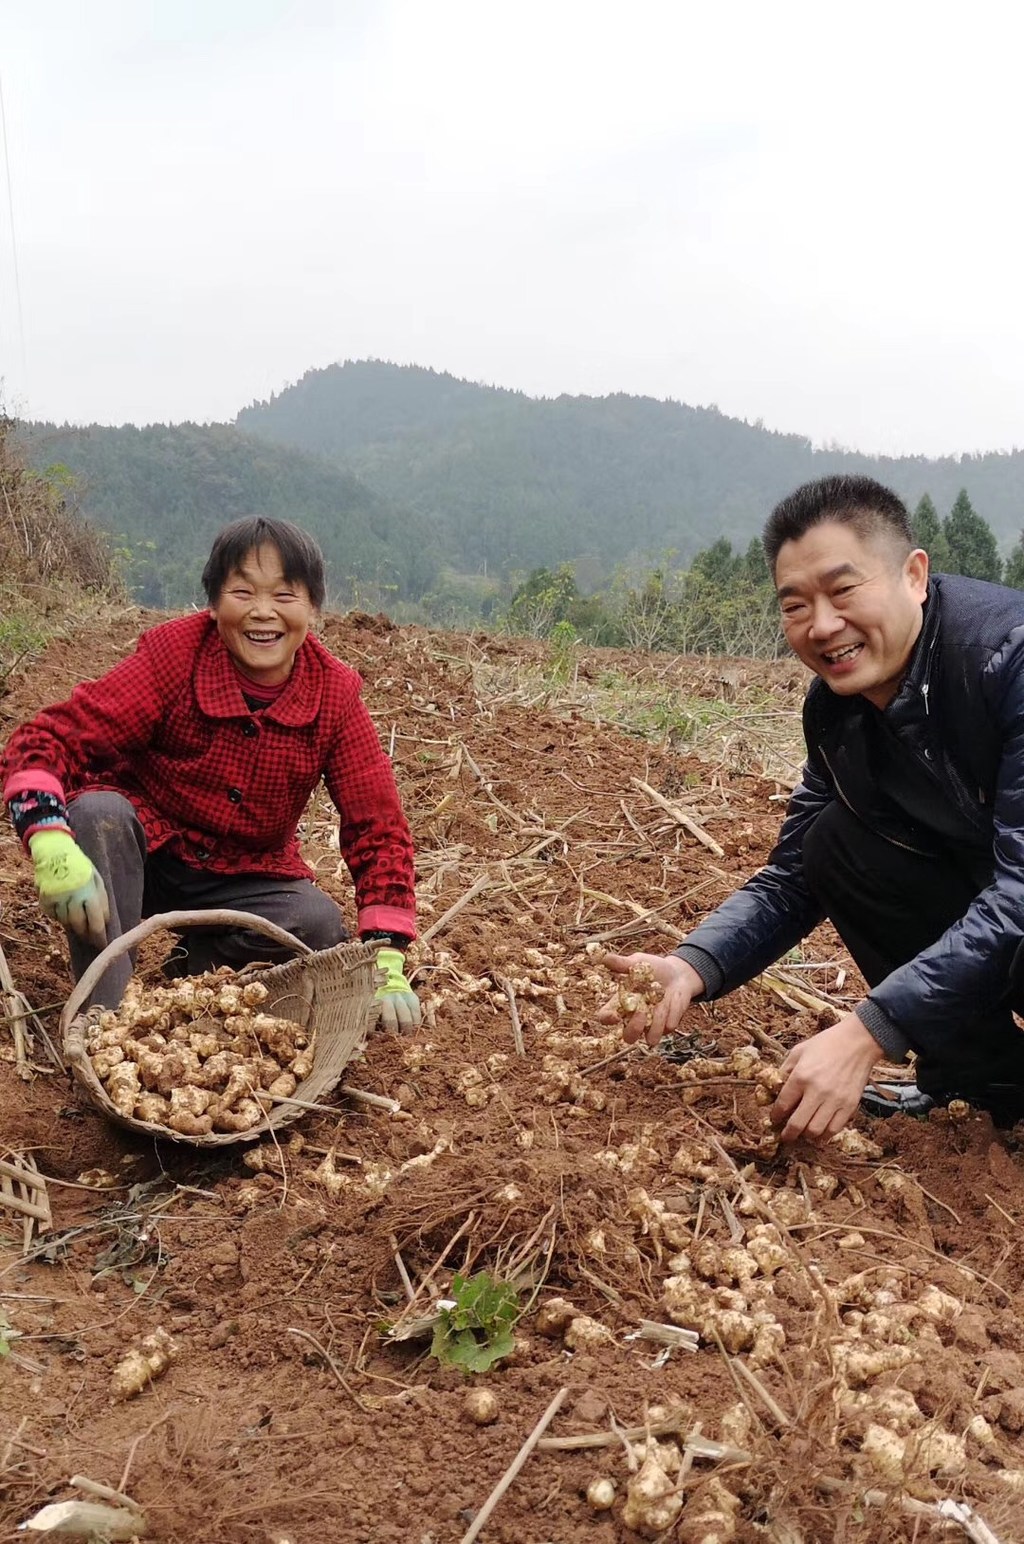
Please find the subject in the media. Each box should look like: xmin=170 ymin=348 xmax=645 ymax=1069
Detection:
xmin=943 ymin=489 xmax=1002 ymax=583
xmin=741 ymin=536 xmax=770 ymax=586
xmin=690 ymin=537 xmax=741 ymax=586
xmin=1004 ymin=534 xmax=1024 ymax=591
xmin=910 ymin=493 xmax=951 ymax=572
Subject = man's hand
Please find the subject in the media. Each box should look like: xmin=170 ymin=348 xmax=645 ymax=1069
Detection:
xmin=595 ymin=952 xmax=705 ymax=1046
xmin=28 ymin=830 xmax=109 ymax=950
xmin=770 ymin=1011 xmax=882 ymax=1143
xmin=374 ymin=946 xmax=422 ymax=1031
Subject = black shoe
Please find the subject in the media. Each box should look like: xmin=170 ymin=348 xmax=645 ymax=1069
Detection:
xmin=863 ymin=1079 xmax=1024 ymax=1127
xmin=656 ymin=1034 xmax=719 ymax=1064
xmin=860 ymin=1081 xmax=935 ymax=1119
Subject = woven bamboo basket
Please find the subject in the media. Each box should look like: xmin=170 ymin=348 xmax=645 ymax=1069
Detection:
xmin=60 ymin=908 xmax=383 ymax=1147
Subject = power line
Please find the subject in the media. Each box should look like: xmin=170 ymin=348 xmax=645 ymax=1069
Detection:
xmin=0 ymin=68 xmax=29 ymax=400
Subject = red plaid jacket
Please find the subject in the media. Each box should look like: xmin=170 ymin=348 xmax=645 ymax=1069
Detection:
xmin=1 ymin=614 xmax=416 ymax=937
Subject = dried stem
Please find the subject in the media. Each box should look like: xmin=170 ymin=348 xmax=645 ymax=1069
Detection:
xmin=459 ymin=1386 xmax=568 ymax=1544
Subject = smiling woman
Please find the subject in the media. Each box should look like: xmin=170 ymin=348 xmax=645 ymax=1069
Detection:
xmin=0 ymin=516 xmax=422 ymax=1034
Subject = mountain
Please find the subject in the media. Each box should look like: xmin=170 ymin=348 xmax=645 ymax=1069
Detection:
xmin=237 ymin=360 xmax=1024 ymax=572
xmin=19 ymin=362 xmax=1024 ymax=616
xmin=17 ymin=421 xmax=439 ymax=609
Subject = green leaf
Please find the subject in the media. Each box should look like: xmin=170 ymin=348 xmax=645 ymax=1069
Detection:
xmin=429 ymin=1271 xmax=520 ymax=1373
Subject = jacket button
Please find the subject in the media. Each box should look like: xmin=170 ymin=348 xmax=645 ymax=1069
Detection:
xmin=227 ymin=787 xmax=243 ymax=804
xmin=242 ymin=721 xmax=259 ymax=739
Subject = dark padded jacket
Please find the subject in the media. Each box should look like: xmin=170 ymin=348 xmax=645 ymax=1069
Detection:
xmin=675 ymin=574 xmax=1024 ymax=1062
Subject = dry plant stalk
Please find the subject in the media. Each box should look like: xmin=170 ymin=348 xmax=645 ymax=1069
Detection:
xmin=0 ymin=1152 xmax=52 ymax=1251
xmin=459 ymin=1386 xmax=568 ymax=1544
xmin=630 ymin=776 xmax=726 ymax=857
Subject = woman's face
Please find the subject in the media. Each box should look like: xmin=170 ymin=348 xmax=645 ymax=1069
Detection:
xmin=209 ymin=542 xmax=316 ymax=685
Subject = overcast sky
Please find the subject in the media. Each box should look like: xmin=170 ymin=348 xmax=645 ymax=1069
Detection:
xmin=1 ymin=1 xmax=1021 ymax=455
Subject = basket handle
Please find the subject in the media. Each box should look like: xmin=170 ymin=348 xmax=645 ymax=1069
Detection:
xmin=60 ymin=908 xmax=313 ymax=1034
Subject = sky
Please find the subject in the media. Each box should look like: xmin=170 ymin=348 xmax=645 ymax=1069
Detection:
xmin=1 ymin=0 xmax=1022 ymax=456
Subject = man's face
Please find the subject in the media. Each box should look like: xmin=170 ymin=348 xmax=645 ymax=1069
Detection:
xmin=774 ymin=520 xmax=929 ymax=710
xmin=210 ymin=542 xmax=316 ymax=686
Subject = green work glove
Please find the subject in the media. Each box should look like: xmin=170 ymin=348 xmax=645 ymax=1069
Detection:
xmin=375 ymin=946 xmax=421 ymax=1031
xmin=29 ymin=830 xmax=110 ymax=950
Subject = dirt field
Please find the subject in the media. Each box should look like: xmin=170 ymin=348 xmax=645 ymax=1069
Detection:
xmin=2 ymin=613 xmax=1024 ymax=1544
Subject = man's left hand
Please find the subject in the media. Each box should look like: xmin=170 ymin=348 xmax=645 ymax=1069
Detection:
xmin=374 ymin=946 xmax=422 ymax=1031
xmin=771 ymin=1012 xmax=882 ymax=1143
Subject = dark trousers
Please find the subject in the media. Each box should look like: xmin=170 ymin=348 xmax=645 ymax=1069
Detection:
xmin=68 ymin=791 xmax=346 ymax=1007
xmin=802 ymin=799 xmax=1024 ymax=1098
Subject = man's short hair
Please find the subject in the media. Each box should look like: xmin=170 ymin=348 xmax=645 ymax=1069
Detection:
xmin=201 ymin=517 xmax=327 ymax=609
xmin=763 ymin=476 xmax=914 ymax=573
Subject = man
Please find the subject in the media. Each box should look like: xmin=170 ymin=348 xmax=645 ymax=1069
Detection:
xmin=599 ymin=475 xmax=1024 ymax=1142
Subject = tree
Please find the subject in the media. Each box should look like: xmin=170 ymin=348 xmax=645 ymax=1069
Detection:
xmin=1004 ymin=534 xmax=1024 ymax=591
xmin=910 ymin=494 xmax=951 ymax=572
xmin=618 ymin=568 xmax=678 ymax=651
xmin=943 ymin=489 xmax=1002 ymax=583
xmin=503 ymin=564 xmax=580 ymax=637
xmin=740 ymin=536 xmax=770 ymax=586
xmin=690 ymin=537 xmax=741 ymax=587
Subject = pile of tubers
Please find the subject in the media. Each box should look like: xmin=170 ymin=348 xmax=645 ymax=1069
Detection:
xmin=84 ymin=969 xmax=313 ymax=1135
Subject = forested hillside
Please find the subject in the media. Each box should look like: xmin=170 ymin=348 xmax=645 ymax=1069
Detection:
xmin=17 ymin=361 xmax=1024 ymax=617
xmin=238 ymin=361 xmax=1024 ymax=567
xmin=16 ymin=421 xmax=439 ymax=609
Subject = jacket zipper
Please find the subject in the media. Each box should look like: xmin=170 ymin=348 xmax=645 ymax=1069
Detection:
xmin=818 ymin=746 xmax=933 ymax=857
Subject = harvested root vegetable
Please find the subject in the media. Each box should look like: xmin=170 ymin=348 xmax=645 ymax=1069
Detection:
xmin=564 ymin=1314 xmax=615 ymax=1350
xmin=110 ymin=1326 xmax=177 ymax=1400
xmin=91 ymin=1046 xmax=126 ymax=1079
xmin=213 ymin=1096 xmax=263 ymax=1132
xmin=463 ymin=1388 xmax=499 ymax=1425
xmin=85 ymin=969 xmax=315 ymax=1134
xmin=267 ymin=1071 xmax=297 ymax=1100
xmin=585 ymin=1478 xmax=616 ymax=1511
xmin=622 ymin=1451 xmax=682 ymax=1538
xmin=22 ymin=1500 xmax=145 ymax=1538
xmin=535 ymin=1297 xmax=577 ymax=1339
xmin=106 ymin=1061 xmax=140 ymax=1117
xmin=676 ymin=1477 xmax=740 ymax=1543
xmin=135 ymin=1093 xmax=171 ymax=1124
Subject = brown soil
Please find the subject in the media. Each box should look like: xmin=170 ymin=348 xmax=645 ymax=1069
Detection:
xmin=2 ymin=614 xmax=1023 ymax=1544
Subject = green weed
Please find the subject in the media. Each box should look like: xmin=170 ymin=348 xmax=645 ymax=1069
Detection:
xmin=430 ymin=1270 xmax=519 ymax=1373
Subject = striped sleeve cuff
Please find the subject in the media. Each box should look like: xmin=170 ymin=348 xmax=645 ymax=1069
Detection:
xmin=6 ymin=788 xmax=73 ymax=848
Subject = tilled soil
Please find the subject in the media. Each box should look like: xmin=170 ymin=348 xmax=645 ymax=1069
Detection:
xmin=1 ymin=613 xmax=1023 ymax=1544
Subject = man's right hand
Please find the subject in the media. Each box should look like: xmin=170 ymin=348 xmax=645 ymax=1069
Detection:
xmin=595 ymin=952 xmax=705 ymax=1046
xmin=28 ymin=830 xmax=109 ymax=949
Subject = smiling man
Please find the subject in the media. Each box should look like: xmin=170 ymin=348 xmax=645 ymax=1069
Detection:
xmin=1 ymin=517 xmax=421 ymax=1031
xmin=599 ymin=475 xmax=1024 ymax=1141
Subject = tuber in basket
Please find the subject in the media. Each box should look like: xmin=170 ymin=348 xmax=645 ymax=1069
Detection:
xmin=60 ymin=909 xmax=383 ymax=1147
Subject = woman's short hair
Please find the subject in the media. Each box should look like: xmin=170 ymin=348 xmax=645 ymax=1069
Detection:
xmin=201 ymin=517 xmax=326 ymax=609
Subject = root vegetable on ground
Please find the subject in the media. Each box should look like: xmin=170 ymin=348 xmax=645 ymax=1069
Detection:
xmin=110 ymin=1326 xmax=177 ymax=1400
xmin=622 ymin=1451 xmax=682 ymax=1537
xmin=463 ymin=1388 xmax=500 ymax=1424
